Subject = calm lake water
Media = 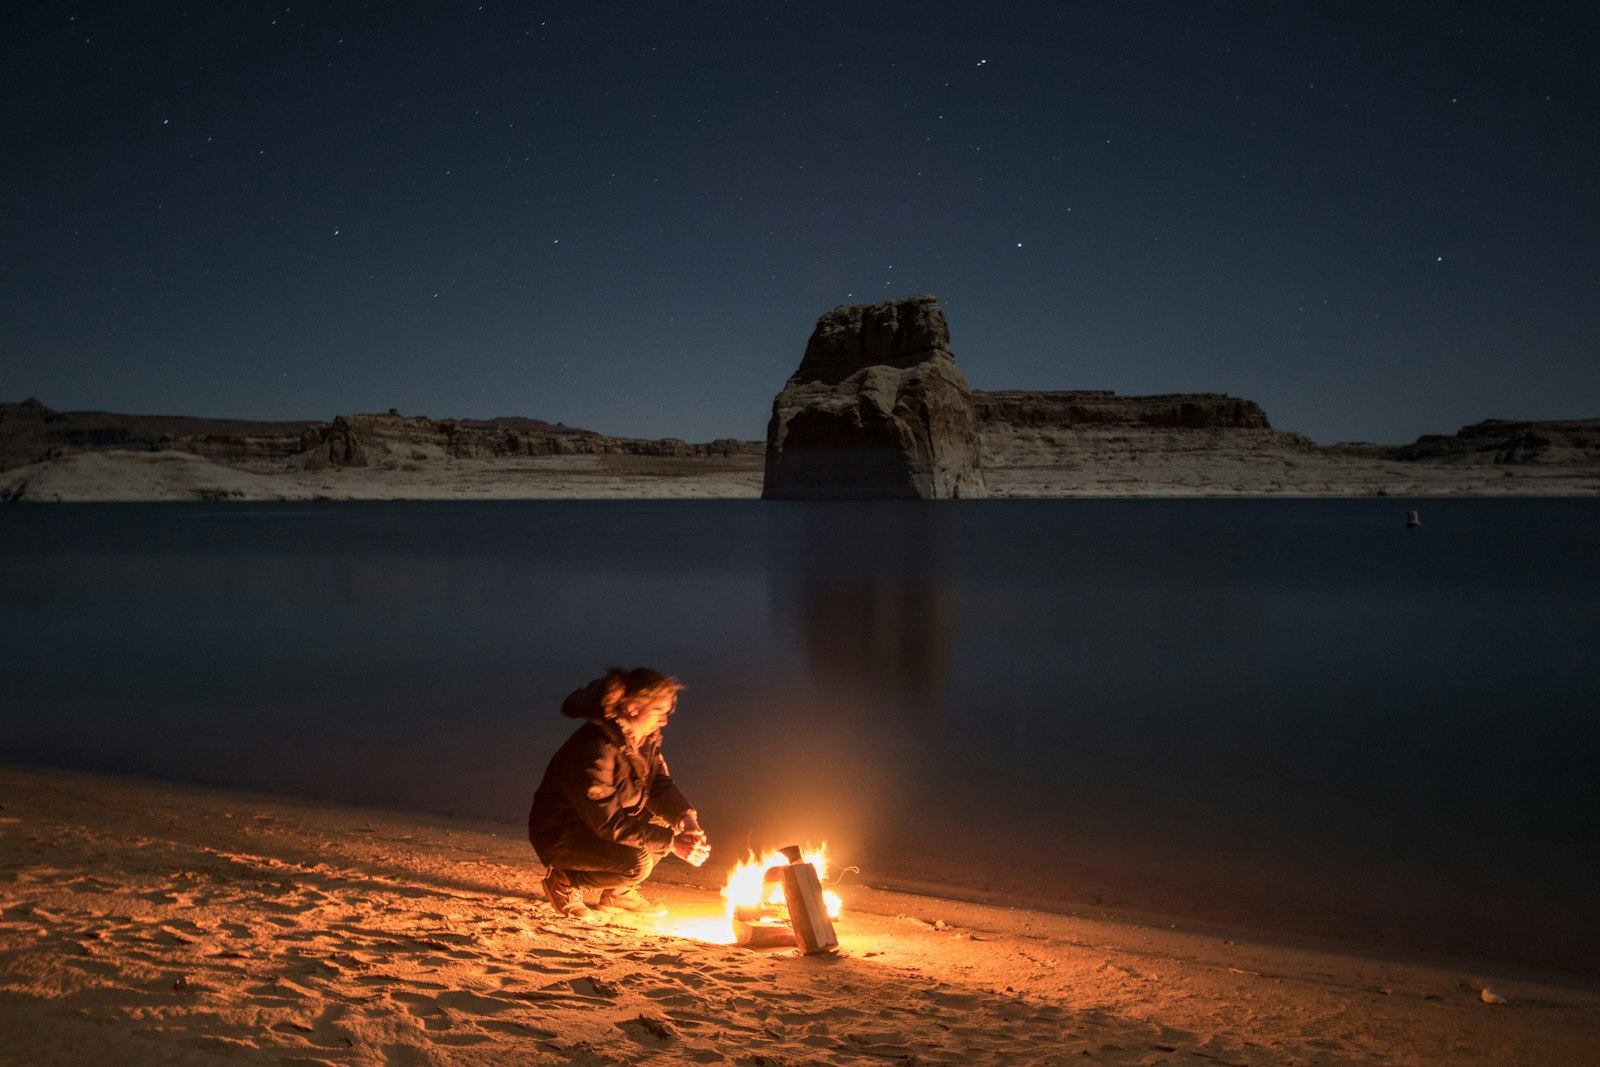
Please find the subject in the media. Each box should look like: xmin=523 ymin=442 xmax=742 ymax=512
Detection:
xmin=3 ymin=499 xmax=1597 ymax=975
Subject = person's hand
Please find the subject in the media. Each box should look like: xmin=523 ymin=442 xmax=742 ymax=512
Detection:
xmin=672 ymin=830 xmax=711 ymax=867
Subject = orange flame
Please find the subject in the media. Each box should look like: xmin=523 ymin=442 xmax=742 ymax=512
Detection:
xmin=721 ymin=844 xmax=843 ymax=920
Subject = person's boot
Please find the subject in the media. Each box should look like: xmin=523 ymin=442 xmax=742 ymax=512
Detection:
xmin=542 ymin=869 xmax=589 ymax=918
xmin=598 ymin=886 xmax=667 ymax=917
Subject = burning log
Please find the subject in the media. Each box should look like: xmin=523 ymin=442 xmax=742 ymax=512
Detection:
xmin=732 ymin=903 xmax=794 ymax=948
xmin=771 ymin=845 xmax=838 ymax=955
xmin=726 ymin=845 xmax=839 ymax=955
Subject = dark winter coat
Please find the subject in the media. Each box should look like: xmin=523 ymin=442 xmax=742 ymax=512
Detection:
xmin=527 ymin=684 xmax=693 ymax=856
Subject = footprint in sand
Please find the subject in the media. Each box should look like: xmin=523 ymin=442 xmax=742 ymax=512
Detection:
xmin=60 ymin=953 xmax=124 ymax=981
xmin=519 ymin=946 xmax=601 ymax=973
xmin=617 ymin=1014 xmax=677 ymax=1044
xmin=846 ymin=1030 xmax=918 ymax=1058
xmin=477 ymin=1018 xmax=559 ymax=1039
xmin=505 ymin=957 xmax=594 ymax=977
xmin=390 ymin=990 xmax=454 ymax=1031
xmin=269 ymin=1002 xmax=358 ymax=1051
xmin=641 ymin=987 xmax=702 ymax=1009
xmin=569 ymin=976 xmax=618 ymax=998
xmin=65 ymin=875 xmax=120 ymax=894
xmin=717 ymin=972 xmax=765 ymax=985
xmin=154 ymin=925 xmax=199 ymax=945
xmin=657 ymin=967 xmax=710 ymax=989
xmin=433 ymin=989 xmax=528 ymax=1016
xmin=134 ymin=889 xmax=181 ymax=905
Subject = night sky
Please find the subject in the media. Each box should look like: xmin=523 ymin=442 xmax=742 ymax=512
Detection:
xmin=4 ymin=2 xmax=1595 ymax=444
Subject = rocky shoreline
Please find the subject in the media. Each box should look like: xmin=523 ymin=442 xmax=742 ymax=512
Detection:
xmin=2 ymin=396 xmax=1596 ymax=502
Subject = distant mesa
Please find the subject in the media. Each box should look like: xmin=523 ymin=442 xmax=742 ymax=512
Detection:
xmin=1387 ymin=418 xmax=1600 ymax=466
xmin=762 ymin=295 xmax=987 ymax=500
xmin=970 ymin=390 xmax=1278 ymax=432
xmin=0 ymin=400 xmax=757 ymax=476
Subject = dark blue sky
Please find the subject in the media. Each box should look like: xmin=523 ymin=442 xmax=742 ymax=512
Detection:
xmin=4 ymin=2 xmax=1595 ymax=443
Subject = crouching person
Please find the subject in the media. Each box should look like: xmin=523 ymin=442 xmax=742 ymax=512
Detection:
xmin=529 ymin=667 xmax=711 ymax=919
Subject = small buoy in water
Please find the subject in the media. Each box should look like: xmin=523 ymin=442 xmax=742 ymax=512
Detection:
xmin=1481 ymin=987 xmax=1508 ymax=1005
xmin=1406 ymin=509 xmax=1421 ymax=528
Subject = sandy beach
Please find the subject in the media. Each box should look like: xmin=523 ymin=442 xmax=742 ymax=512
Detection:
xmin=3 ymin=764 xmax=1596 ymax=1066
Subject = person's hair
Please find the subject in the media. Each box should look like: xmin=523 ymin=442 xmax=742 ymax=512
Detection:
xmin=596 ymin=667 xmax=684 ymax=721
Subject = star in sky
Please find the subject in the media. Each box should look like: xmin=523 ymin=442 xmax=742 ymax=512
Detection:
xmin=0 ymin=3 xmax=1594 ymax=443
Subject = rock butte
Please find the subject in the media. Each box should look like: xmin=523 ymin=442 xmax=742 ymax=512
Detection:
xmin=762 ymin=295 xmax=987 ymax=500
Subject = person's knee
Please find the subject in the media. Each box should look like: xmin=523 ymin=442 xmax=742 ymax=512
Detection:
xmin=619 ymin=845 xmax=658 ymax=883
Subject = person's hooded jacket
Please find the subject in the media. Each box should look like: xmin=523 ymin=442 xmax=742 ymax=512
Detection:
xmin=527 ymin=678 xmax=694 ymax=855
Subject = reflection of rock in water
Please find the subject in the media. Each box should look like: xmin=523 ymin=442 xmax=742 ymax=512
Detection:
xmin=769 ymin=503 xmax=955 ymax=721
xmin=801 ymin=580 xmax=952 ymax=719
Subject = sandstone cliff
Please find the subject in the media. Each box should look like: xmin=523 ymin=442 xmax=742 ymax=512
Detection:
xmin=968 ymin=389 xmax=1323 ymax=497
xmin=762 ymin=295 xmax=986 ymax=499
xmin=286 ymin=410 xmax=757 ymax=471
xmin=0 ymin=400 xmax=759 ymax=474
xmin=1386 ymin=418 xmax=1600 ymax=465
xmin=0 ymin=398 xmax=319 ymax=470
xmin=972 ymin=390 xmax=1279 ymax=431
xmin=0 ymin=400 xmax=765 ymax=501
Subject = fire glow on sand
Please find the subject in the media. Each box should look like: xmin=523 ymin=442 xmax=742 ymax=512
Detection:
xmin=657 ymin=844 xmax=843 ymax=948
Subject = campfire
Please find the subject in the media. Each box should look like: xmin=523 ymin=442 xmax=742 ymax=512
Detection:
xmin=722 ymin=844 xmax=841 ymax=954
xmin=653 ymin=842 xmax=845 ymax=952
